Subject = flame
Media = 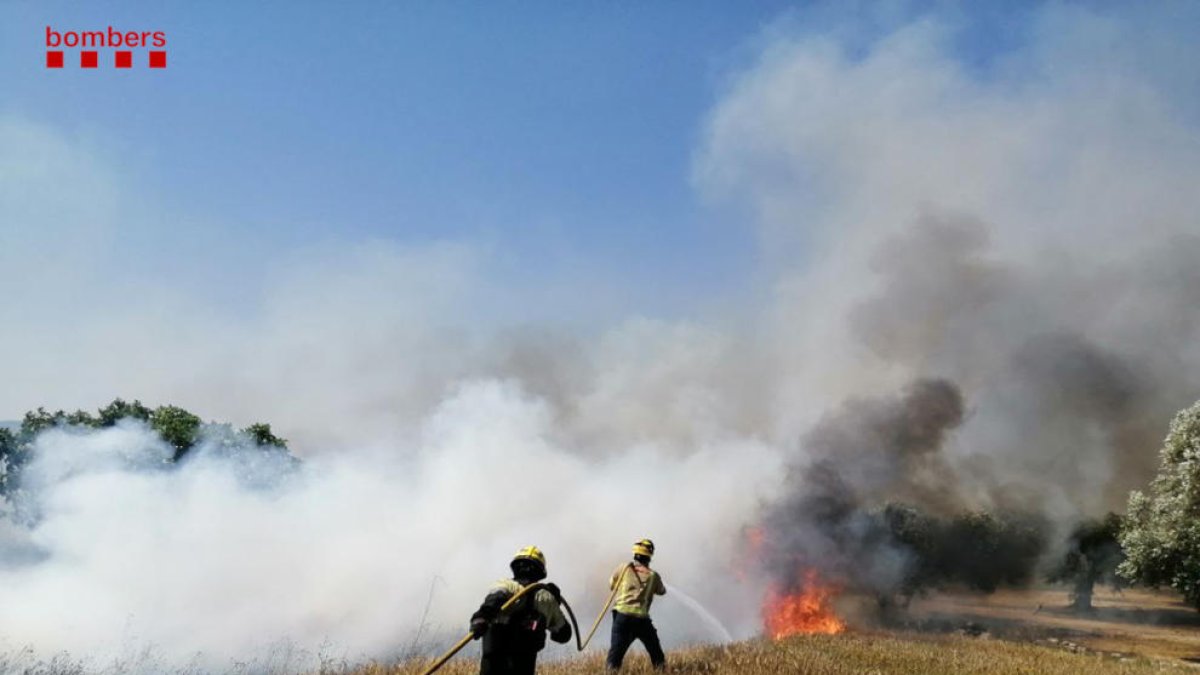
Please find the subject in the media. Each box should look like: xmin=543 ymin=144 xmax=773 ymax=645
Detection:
xmin=763 ymin=569 xmax=846 ymax=638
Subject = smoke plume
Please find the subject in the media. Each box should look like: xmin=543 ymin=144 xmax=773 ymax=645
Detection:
xmin=2 ymin=3 xmax=1200 ymax=671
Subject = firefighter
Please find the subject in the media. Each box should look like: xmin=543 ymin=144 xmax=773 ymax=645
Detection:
xmin=606 ymin=538 xmax=667 ymax=671
xmin=470 ymin=546 xmax=572 ymax=675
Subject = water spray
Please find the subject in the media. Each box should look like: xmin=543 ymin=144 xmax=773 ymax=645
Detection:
xmin=664 ymin=583 xmax=734 ymax=643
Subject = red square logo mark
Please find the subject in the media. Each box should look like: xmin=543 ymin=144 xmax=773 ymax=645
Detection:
xmin=149 ymin=51 xmax=166 ymax=68
xmin=115 ymin=51 xmax=132 ymax=68
xmin=46 ymin=51 xmax=63 ymax=68
xmin=80 ymin=51 xmax=98 ymax=68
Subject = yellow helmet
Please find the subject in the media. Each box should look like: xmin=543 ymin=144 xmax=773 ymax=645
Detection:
xmin=632 ymin=538 xmax=655 ymax=559
xmin=511 ymin=545 xmax=548 ymax=581
xmin=513 ymin=545 xmax=546 ymax=567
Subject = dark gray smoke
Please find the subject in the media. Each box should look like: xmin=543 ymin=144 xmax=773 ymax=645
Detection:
xmin=756 ymin=379 xmax=956 ymax=593
xmin=757 ymin=378 xmax=1043 ymax=600
xmin=758 ymin=213 xmax=1199 ymax=604
xmin=849 ymin=214 xmax=1199 ymax=517
xmin=789 ymin=378 xmax=966 ymax=515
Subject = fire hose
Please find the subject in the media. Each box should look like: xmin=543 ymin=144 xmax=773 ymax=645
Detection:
xmin=419 ymin=566 xmax=632 ymax=675
xmin=418 ymin=582 xmax=545 ymax=675
xmin=577 ymin=563 xmax=630 ymax=650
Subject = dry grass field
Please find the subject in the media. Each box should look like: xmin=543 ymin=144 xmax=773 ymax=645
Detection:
xmin=361 ymin=587 xmax=1200 ymax=675
xmin=5 ymin=588 xmax=1192 ymax=673
xmin=361 ymin=631 xmax=1191 ymax=675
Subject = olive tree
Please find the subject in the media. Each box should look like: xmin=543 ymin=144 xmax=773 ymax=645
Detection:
xmin=1049 ymin=513 xmax=1124 ymax=611
xmin=1119 ymin=399 xmax=1200 ymax=609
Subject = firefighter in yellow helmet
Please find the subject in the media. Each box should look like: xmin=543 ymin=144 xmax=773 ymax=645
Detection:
xmin=606 ymin=539 xmax=667 ymax=670
xmin=469 ymin=546 xmax=572 ymax=675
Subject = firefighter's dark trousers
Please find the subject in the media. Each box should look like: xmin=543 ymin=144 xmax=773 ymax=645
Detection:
xmin=606 ymin=610 xmax=665 ymax=670
xmin=479 ymin=627 xmax=540 ymax=675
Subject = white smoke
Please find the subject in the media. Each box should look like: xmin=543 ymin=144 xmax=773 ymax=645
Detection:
xmin=0 ymin=386 xmax=782 ymax=670
xmin=2 ymin=3 xmax=1200 ymax=671
xmin=696 ymin=4 xmax=1200 ymax=518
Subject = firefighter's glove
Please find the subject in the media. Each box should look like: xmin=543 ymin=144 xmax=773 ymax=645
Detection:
xmin=470 ymin=618 xmax=489 ymax=640
xmin=543 ymin=583 xmax=562 ymax=601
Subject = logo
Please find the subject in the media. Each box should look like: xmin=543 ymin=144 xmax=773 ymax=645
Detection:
xmin=45 ymin=26 xmax=167 ymax=69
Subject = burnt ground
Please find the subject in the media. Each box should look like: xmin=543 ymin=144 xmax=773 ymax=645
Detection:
xmin=870 ymin=587 xmax=1200 ymax=665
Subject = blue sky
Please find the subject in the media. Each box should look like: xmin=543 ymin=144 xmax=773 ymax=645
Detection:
xmin=1 ymin=1 xmax=1104 ymax=320
xmin=3 ymin=1 xmax=831 ymax=317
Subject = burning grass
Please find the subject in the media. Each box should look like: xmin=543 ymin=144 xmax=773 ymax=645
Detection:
xmin=763 ymin=569 xmax=847 ymax=638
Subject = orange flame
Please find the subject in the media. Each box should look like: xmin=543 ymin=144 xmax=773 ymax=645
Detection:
xmin=763 ymin=569 xmax=846 ymax=638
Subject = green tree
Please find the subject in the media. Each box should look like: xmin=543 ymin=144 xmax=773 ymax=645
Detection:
xmin=867 ymin=503 xmax=1048 ymax=608
xmin=96 ymin=399 xmax=153 ymax=427
xmin=938 ymin=510 xmax=1046 ymax=592
xmin=241 ymin=423 xmax=288 ymax=450
xmin=20 ymin=407 xmax=66 ymax=438
xmin=2 ymin=399 xmax=297 ymax=501
xmin=64 ymin=409 xmax=98 ymax=427
xmin=879 ymin=503 xmax=939 ymax=603
xmin=1049 ymin=513 xmax=1125 ymax=611
xmin=1119 ymin=399 xmax=1200 ymax=609
xmin=149 ymin=405 xmax=202 ymax=460
xmin=0 ymin=427 xmax=18 ymax=494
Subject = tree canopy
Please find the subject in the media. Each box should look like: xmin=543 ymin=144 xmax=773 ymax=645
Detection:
xmin=0 ymin=399 xmax=292 ymax=497
xmin=1048 ymin=513 xmax=1125 ymax=611
xmin=1119 ymin=399 xmax=1200 ymax=609
xmin=868 ymin=503 xmax=1048 ymax=607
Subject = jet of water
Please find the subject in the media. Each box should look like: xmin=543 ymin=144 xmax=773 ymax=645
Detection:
xmin=664 ymin=583 xmax=734 ymax=643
